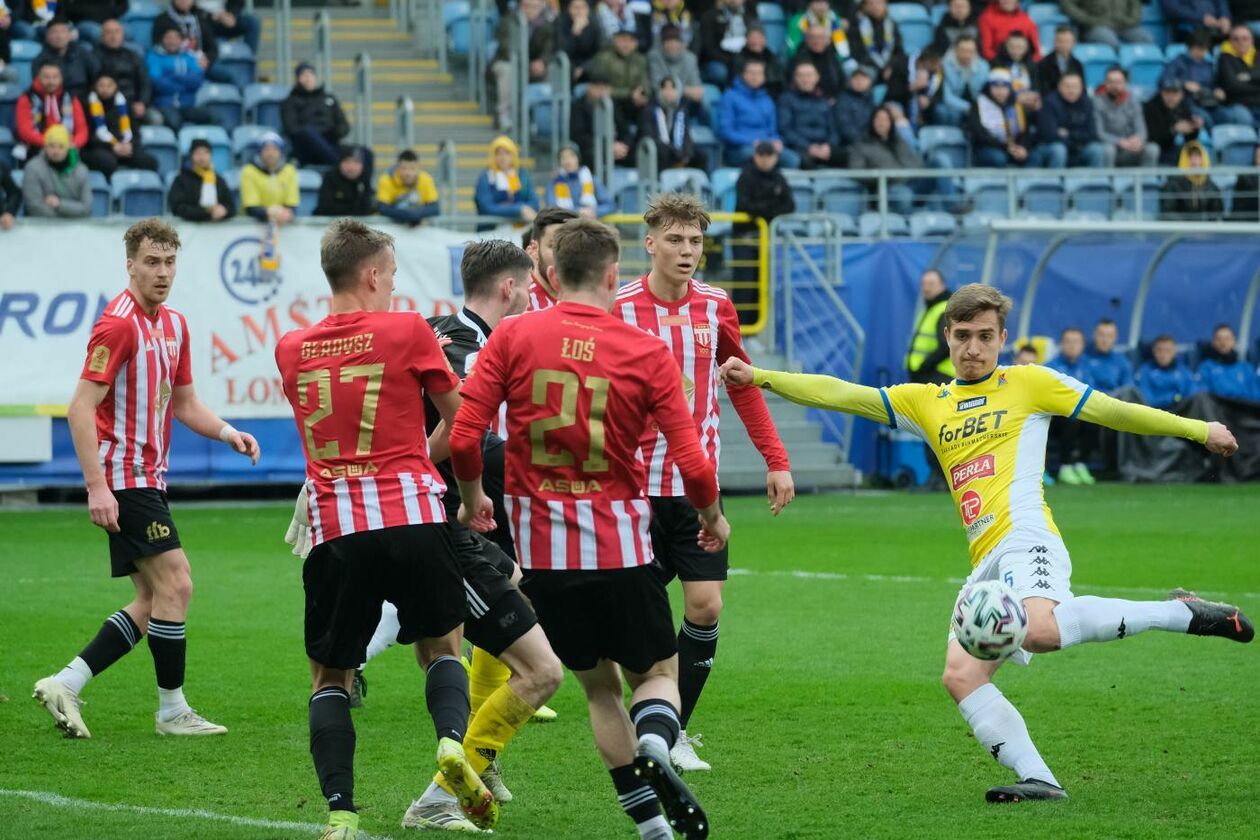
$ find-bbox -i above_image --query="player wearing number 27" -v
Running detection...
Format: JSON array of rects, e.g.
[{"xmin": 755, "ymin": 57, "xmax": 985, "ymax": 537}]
[{"xmin": 722, "ymin": 283, "xmax": 1253, "ymax": 805}]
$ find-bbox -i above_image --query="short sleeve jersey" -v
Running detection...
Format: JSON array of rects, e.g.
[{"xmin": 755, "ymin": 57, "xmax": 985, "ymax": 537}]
[
  {"xmin": 81, "ymin": 291, "xmax": 193, "ymax": 492},
  {"xmin": 275, "ymin": 310, "xmax": 461, "ymax": 547},
  {"xmin": 881, "ymin": 364, "xmax": 1093, "ymax": 566}
]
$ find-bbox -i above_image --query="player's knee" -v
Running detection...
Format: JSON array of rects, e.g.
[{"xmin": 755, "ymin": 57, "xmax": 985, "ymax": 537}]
[
  {"xmin": 941, "ymin": 661, "xmax": 983, "ymax": 701},
  {"xmin": 168, "ymin": 572, "xmax": 193, "ymax": 607},
  {"xmin": 685, "ymin": 594, "xmax": 723, "ymax": 626},
  {"xmin": 529, "ymin": 653, "xmax": 564, "ymax": 699}
]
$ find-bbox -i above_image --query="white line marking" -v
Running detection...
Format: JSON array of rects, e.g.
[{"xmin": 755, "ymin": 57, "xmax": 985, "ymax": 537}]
[
  {"xmin": 0, "ymin": 789, "xmax": 397, "ymax": 840},
  {"xmin": 727, "ymin": 568, "xmax": 1260, "ymax": 601}
]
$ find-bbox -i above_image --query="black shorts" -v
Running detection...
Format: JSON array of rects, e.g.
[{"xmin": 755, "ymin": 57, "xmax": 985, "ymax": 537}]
[
  {"xmin": 304, "ymin": 524, "xmax": 466, "ymax": 669},
  {"xmin": 456, "ymin": 529, "xmax": 536, "ymax": 657},
  {"xmin": 108, "ymin": 488, "xmax": 182, "ymax": 577},
  {"xmin": 520, "ymin": 566, "xmax": 676, "ymax": 673},
  {"xmin": 649, "ymin": 496, "xmax": 728, "ymax": 583}
]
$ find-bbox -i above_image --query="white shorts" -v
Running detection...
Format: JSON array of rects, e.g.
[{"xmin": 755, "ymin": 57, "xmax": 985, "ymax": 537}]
[{"xmin": 948, "ymin": 528, "xmax": 1074, "ymax": 666}]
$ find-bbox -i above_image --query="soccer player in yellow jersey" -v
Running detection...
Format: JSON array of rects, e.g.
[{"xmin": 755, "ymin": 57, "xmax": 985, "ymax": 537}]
[{"xmin": 720, "ymin": 284, "xmax": 1253, "ymax": 803}]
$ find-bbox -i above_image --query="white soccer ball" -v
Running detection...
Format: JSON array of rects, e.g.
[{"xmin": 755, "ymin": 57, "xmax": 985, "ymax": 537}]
[{"xmin": 952, "ymin": 580, "xmax": 1028, "ymax": 661}]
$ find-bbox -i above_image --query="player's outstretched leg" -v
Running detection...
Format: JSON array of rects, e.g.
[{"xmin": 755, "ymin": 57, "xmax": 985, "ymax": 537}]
[
  {"xmin": 1168, "ymin": 590, "xmax": 1254, "ymax": 642},
  {"xmin": 943, "ymin": 640, "xmax": 1067, "ymax": 804},
  {"xmin": 1049, "ymin": 592, "xmax": 1253, "ymax": 649},
  {"xmin": 673, "ymin": 581, "xmax": 721, "ymax": 773}
]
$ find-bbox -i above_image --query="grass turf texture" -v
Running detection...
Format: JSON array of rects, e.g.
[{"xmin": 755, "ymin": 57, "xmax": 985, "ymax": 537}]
[{"xmin": 2, "ymin": 485, "xmax": 1258, "ymax": 839}]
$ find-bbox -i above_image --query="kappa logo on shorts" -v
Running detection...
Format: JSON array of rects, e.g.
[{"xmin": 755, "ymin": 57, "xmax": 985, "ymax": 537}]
[
  {"xmin": 951, "ymin": 454, "xmax": 995, "ymax": 490},
  {"xmin": 146, "ymin": 521, "xmax": 172, "ymax": 542},
  {"xmin": 1029, "ymin": 545, "xmax": 1048, "ymax": 554},
  {"xmin": 1031, "ymin": 557, "xmax": 1051, "ymax": 566},
  {"xmin": 957, "ymin": 396, "xmax": 988, "ymax": 412},
  {"xmin": 1032, "ymin": 567, "xmax": 1050, "ymax": 577},
  {"xmin": 1033, "ymin": 580, "xmax": 1053, "ymax": 590}
]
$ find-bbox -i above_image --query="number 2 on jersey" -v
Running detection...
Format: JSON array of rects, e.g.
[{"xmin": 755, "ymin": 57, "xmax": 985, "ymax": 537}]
[
  {"xmin": 297, "ymin": 363, "xmax": 384, "ymax": 459},
  {"xmin": 530, "ymin": 369, "xmax": 610, "ymax": 472}
]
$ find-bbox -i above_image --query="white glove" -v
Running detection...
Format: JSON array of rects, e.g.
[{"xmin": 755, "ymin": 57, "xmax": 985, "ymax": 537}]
[{"xmin": 283, "ymin": 484, "xmax": 313, "ymax": 559}]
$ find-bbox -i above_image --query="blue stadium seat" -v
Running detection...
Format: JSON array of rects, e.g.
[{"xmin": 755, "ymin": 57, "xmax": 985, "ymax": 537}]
[
  {"xmin": 111, "ymin": 169, "xmax": 165, "ymax": 216},
  {"xmin": 89, "ymin": 170, "xmax": 111, "ymax": 217},
  {"xmin": 859, "ymin": 211, "xmax": 909, "ymax": 237},
  {"xmin": 960, "ymin": 210, "xmax": 1003, "ymax": 230},
  {"xmin": 446, "ymin": 1, "xmax": 498, "ymax": 58},
  {"xmin": 757, "ymin": 3, "xmax": 787, "ymax": 55},
  {"xmin": 702, "ymin": 84, "xmax": 723, "ymax": 132},
  {"xmin": 195, "ymin": 84, "xmax": 244, "ymax": 132},
  {"xmin": 965, "ymin": 177, "xmax": 1012, "ymax": 216},
  {"xmin": 909, "ymin": 210, "xmax": 957, "ymax": 237},
  {"xmin": 1119, "ymin": 43, "xmax": 1166, "ymax": 90},
  {"xmin": 244, "ymin": 83, "xmax": 287, "ymax": 132},
  {"xmin": 1028, "ymin": 3, "xmax": 1069, "ymax": 26},
  {"xmin": 122, "ymin": 0, "xmax": 160, "ymax": 47},
  {"xmin": 232, "ymin": 124, "xmax": 273, "ymax": 164},
  {"xmin": 140, "ymin": 125, "xmax": 180, "ymax": 176},
  {"xmin": 528, "ymin": 83, "xmax": 552, "ymax": 139},
  {"xmin": 1115, "ymin": 177, "xmax": 1161, "ymax": 219},
  {"xmin": 1212, "ymin": 124, "xmax": 1258, "ymax": 166},
  {"xmin": 0, "ymin": 126, "xmax": 12, "ymax": 169},
  {"xmin": 918, "ymin": 125, "xmax": 969, "ymax": 168},
  {"xmin": 1063, "ymin": 209, "xmax": 1107, "ymax": 222},
  {"xmin": 711, "ymin": 166, "xmax": 740, "ymax": 212},
  {"xmin": 297, "ymin": 168, "xmax": 322, "ymax": 216},
  {"xmin": 785, "ymin": 172, "xmax": 815, "ymax": 213},
  {"xmin": 688, "ymin": 125, "xmax": 718, "ymax": 172},
  {"xmin": 1212, "ymin": 174, "xmax": 1237, "ymax": 214},
  {"xmin": 890, "ymin": 4, "xmax": 932, "ymax": 53},
  {"xmin": 660, "ymin": 167, "xmax": 711, "ymax": 203},
  {"xmin": 610, "ymin": 167, "xmax": 638, "ymax": 193},
  {"xmin": 178, "ymin": 125, "xmax": 232, "ymax": 172},
  {"xmin": 1038, "ymin": 24, "xmax": 1061, "ymax": 54},
  {"xmin": 1018, "ymin": 177, "xmax": 1066, "ymax": 216},
  {"xmin": 931, "ymin": 5, "xmax": 948, "ymax": 26},
  {"xmin": 817, "ymin": 177, "xmax": 866, "ymax": 217},
  {"xmin": 217, "ymin": 41, "xmax": 257, "ymax": 91},
  {"xmin": 1066, "ymin": 175, "xmax": 1113, "ymax": 218},
  {"xmin": 615, "ymin": 183, "xmax": 641, "ymax": 213},
  {"xmin": 0, "ymin": 82, "xmax": 18, "ymax": 131},
  {"xmin": 163, "ymin": 170, "xmax": 178, "ymax": 193},
  {"xmin": 11, "ymin": 40, "xmax": 41, "ymax": 91},
  {"xmin": 1073, "ymin": 44, "xmax": 1119, "ymax": 89},
  {"xmin": 1139, "ymin": 3, "xmax": 1169, "ymax": 47},
  {"xmin": 1164, "ymin": 43, "xmax": 1188, "ymax": 61}
]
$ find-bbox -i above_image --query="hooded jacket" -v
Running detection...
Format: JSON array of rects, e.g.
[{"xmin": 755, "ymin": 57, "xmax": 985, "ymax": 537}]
[
  {"xmin": 1160, "ymin": 140, "xmax": 1224, "ymax": 220},
  {"xmin": 1092, "ymin": 82, "xmax": 1147, "ymax": 145},
  {"xmin": 1216, "ymin": 39, "xmax": 1260, "ymax": 108},
  {"xmin": 977, "ymin": 1, "xmax": 1041, "ymax": 61},
  {"xmin": 778, "ymin": 83, "xmax": 840, "ymax": 153},
  {"xmin": 281, "ymin": 83, "xmax": 350, "ymax": 141},
  {"xmin": 474, "ymin": 136, "xmax": 539, "ymax": 219},
  {"xmin": 846, "ymin": 110, "xmax": 924, "ymax": 169},
  {"xmin": 637, "ymin": 99, "xmax": 697, "ymax": 168},
  {"xmin": 168, "ymin": 156, "xmax": 236, "ymax": 221},
  {"xmin": 16, "ymin": 76, "xmax": 88, "ymax": 153},
  {"xmin": 240, "ymin": 139, "xmax": 299, "ymax": 219},
  {"xmin": 717, "ymin": 76, "xmax": 780, "ymax": 148},
  {"xmin": 22, "ymin": 146, "xmax": 92, "ymax": 218},
  {"xmin": 1037, "ymin": 89, "xmax": 1100, "ymax": 149},
  {"xmin": 146, "ymin": 43, "xmax": 205, "ymax": 108},
  {"xmin": 1197, "ymin": 346, "xmax": 1260, "ymax": 402}
]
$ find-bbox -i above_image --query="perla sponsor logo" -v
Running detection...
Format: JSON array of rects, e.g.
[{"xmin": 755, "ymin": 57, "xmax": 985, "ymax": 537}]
[{"xmin": 951, "ymin": 454, "xmax": 996, "ymax": 490}]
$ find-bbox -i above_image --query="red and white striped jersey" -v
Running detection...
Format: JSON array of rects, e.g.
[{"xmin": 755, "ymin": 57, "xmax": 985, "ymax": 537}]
[
  {"xmin": 80, "ymin": 291, "xmax": 192, "ymax": 492},
  {"xmin": 450, "ymin": 303, "xmax": 718, "ymax": 571},
  {"xmin": 275, "ymin": 310, "xmax": 462, "ymax": 548},
  {"xmin": 526, "ymin": 276, "xmax": 557, "ymax": 312},
  {"xmin": 615, "ymin": 276, "xmax": 791, "ymax": 497}
]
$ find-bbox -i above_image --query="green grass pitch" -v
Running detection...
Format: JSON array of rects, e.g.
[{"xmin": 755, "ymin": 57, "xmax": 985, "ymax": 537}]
[{"xmin": 2, "ymin": 484, "xmax": 1258, "ymax": 839}]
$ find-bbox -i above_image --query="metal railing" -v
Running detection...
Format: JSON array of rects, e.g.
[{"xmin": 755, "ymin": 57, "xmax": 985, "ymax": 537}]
[
  {"xmin": 513, "ymin": 5, "xmax": 529, "ymax": 153},
  {"xmin": 469, "ymin": 0, "xmax": 491, "ymax": 109},
  {"xmin": 396, "ymin": 96, "xmax": 415, "ymax": 156},
  {"xmin": 437, "ymin": 141, "xmax": 459, "ymax": 217},
  {"xmin": 313, "ymin": 11, "xmax": 332, "ymax": 93},
  {"xmin": 408, "ymin": 0, "xmax": 447, "ymax": 74},
  {"xmin": 591, "ymin": 95, "xmax": 615, "ymax": 189},
  {"xmin": 273, "ymin": 0, "xmax": 292, "ymax": 85},
  {"xmin": 548, "ymin": 52, "xmax": 572, "ymax": 151},
  {"xmin": 635, "ymin": 136, "xmax": 658, "ymax": 211},
  {"xmin": 354, "ymin": 53, "xmax": 373, "ymax": 148}
]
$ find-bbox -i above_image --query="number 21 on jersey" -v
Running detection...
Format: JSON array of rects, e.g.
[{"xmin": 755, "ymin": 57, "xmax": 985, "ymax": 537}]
[{"xmin": 530, "ymin": 369, "xmax": 609, "ymax": 472}]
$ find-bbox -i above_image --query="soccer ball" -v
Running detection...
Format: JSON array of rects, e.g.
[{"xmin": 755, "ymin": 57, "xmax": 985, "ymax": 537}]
[{"xmin": 952, "ymin": 580, "xmax": 1028, "ymax": 661}]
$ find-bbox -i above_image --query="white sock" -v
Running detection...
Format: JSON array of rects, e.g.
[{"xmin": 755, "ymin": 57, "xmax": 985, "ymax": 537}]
[
  {"xmin": 638, "ymin": 814, "xmax": 672, "ymax": 839},
  {"xmin": 55, "ymin": 657, "xmax": 93, "ymax": 695},
  {"xmin": 363, "ymin": 602, "xmax": 402, "ymax": 666},
  {"xmin": 638, "ymin": 733, "xmax": 669, "ymax": 762},
  {"xmin": 418, "ymin": 781, "xmax": 457, "ymax": 806},
  {"xmin": 958, "ymin": 684, "xmax": 1059, "ymax": 787},
  {"xmin": 157, "ymin": 687, "xmax": 191, "ymax": 722},
  {"xmin": 1054, "ymin": 596, "xmax": 1192, "ymax": 649}
]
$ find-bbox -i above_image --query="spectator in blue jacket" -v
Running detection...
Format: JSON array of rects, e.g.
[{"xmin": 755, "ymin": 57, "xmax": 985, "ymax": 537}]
[
  {"xmin": 836, "ymin": 64, "xmax": 877, "ymax": 146},
  {"xmin": 1137, "ymin": 335, "xmax": 1202, "ymax": 407},
  {"xmin": 1035, "ymin": 71, "xmax": 1106, "ymax": 167},
  {"xmin": 778, "ymin": 61, "xmax": 840, "ymax": 169},
  {"xmin": 547, "ymin": 144, "xmax": 615, "ymax": 218},
  {"xmin": 146, "ymin": 27, "xmax": 210, "ymax": 130},
  {"xmin": 1161, "ymin": 0, "xmax": 1232, "ymax": 43},
  {"xmin": 940, "ymin": 35, "xmax": 990, "ymax": 126},
  {"xmin": 1197, "ymin": 324, "xmax": 1260, "ymax": 401},
  {"xmin": 1086, "ymin": 318, "xmax": 1134, "ymax": 392},
  {"xmin": 718, "ymin": 58, "xmax": 801, "ymax": 168},
  {"xmin": 1163, "ymin": 28, "xmax": 1221, "ymax": 122},
  {"xmin": 1047, "ymin": 326, "xmax": 1098, "ymax": 484},
  {"xmin": 474, "ymin": 134, "xmax": 540, "ymax": 222}
]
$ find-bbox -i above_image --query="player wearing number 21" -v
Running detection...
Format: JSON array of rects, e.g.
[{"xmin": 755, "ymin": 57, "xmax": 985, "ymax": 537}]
[{"xmin": 451, "ymin": 218, "xmax": 726, "ymax": 840}]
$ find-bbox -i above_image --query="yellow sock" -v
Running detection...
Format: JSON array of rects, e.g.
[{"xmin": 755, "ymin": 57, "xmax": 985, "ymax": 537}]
[
  {"xmin": 464, "ymin": 682, "xmax": 537, "ymax": 776},
  {"xmin": 469, "ymin": 647, "xmax": 512, "ymax": 715}
]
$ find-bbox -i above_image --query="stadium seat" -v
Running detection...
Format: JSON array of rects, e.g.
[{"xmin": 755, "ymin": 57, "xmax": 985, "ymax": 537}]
[
  {"xmin": 1063, "ymin": 209, "xmax": 1107, "ymax": 222},
  {"xmin": 1065, "ymin": 175, "xmax": 1113, "ymax": 218},
  {"xmin": 960, "ymin": 210, "xmax": 1003, "ymax": 230},
  {"xmin": 112, "ymin": 169, "xmax": 166, "ymax": 217},
  {"xmin": 784, "ymin": 171, "xmax": 815, "ymax": 213},
  {"xmin": 702, "ymin": 84, "xmax": 722, "ymax": 132},
  {"xmin": 1119, "ymin": 43, "xmax": 1166, "ymax": 90},
  {"xmin": 10, "ymin": 40, "xmax": 40, "ymax": 91},
  {"xmin": 297, "ymin": 168, "xmax": 322, "ymax": 216},
  {"xmin": 1073, "ymin": 44, "xmax": 1119, "ymax": 89},
  {"xmin": 660, "ymin": 167, "xmax": 711, "ymax": 203},
  {"xmin": 222, "ymin": 167, "xmax": 243, "ymax": 208},
  {"xmin": 216, "ymin": 41, "xmax": 257, "ymax": 92},
  {"xmin": 178, "ymin": 125, "xmax": 232, "ymax": 172},
  {"xmin": 529, "ymin": 83, "xmax": 552, "ymax": 139},
  {"xmin": 689, "ymin": 125, "xmax": 718, "ymax": 172},
  {"xmin": 1212, "ymin": 174, "xmax": 1237, "ymax": 214},
  {"xmin": 817, "ymin": 177, "xmax": 866, "ymax": 218},
  {"xmin": 1115, "ymin": 177, "xmax": 1161, "ymax": 219},
  {"xmin": 931, "ymin": 5, "xmax": 948, "ymax": 26},
  {"xmin": 756, "ymin": 3, "xmax": 787, "ymax": 55},
  {"xmin": 195, "ymin": 84, "xmax": 244, "ymax": 132},
  {"xmin": 859, "ymin": 211, "xmax": 909, "ymax": 237},
  {"xmin": 244, "ymin": 83, "xmax": 288, "ymax": 132},
  {"xmin": 232, "ymin": 125, "xmax": 273, "ymax": 164},
  {"xmin": 163, "ymin": 170, "xmax": 178, "ymax": 193},
  {"xmin": 890, "ymin": 4, "xmax": 933, "ymax": 53},
  {"xmin": 1028, "ymin": 3, "xmax": 1069, "ymax": 26},
  {"xmin": 918, "ymin": 125, "xmax": 969, "ymax": 168},
  {"xmin": 0, "ymin": 126, "xmax": 12, "ymax": 169},
  {"xmin": 140, "ymin": 125, "xmax": 179, "ymax": 176},
  {"xmin": 615, "ymin": 182, "xmax": 642, "ymax": 213},
  {"xmin": 966, "ymin": 177, "xmax": 1013, "ymax": 216},
  {"xmin": 122, "ymin": 0, "xmax": 160, "ymax": 46},
  {"xmin": 89, "ymin": 170, "xmax": 111, "ymax": 217},
  {"xmin": 711, "ymin": 167, "xmax": 741, "ymax": 212},
  {"xmin": 1018, "ymin": 177, "xmax": 1066, "ymax": 216},
  {"xmin": 1212, "ymin": 124, "xmax": 1258, "ymax": 166},
  {"xmin": 610, "ymin": 167, "xmax": 638, "ymax": 193},
  {"xmin": 1164, "ymin": 43, "xmax": 1188, "ymax": 61},
  {"xmin": 908, "ymin": 210, "xmax": 957, "ymax": 237},
  {"xmin": 0, "ymin": 83, "xmax": 18, "ymax": 132},
  {"xmin": 1139, "ymin": 3, "xmax": 1169, "ymax": 47}
]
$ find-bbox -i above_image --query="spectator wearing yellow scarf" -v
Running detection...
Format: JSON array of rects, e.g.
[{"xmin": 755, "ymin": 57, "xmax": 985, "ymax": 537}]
[{"xmin": 474, "ymin": 135, "xmax": 540, "ymax": 223}]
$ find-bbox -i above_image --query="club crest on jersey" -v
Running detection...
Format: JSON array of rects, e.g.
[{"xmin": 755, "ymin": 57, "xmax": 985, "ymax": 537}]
[
  {"xmin": 957, "ymin": 396, "xmax": 987, "ymax": 412},
  {"xmin": 88, "ymin": 345, "xmax": 111, "ymax": 374},
  {"xmin": 165, "ymin": 337, "xmax": 179, "ymax": 359},
  {"xmin": 951, "ymin": 454, "xmax": 995, "ymax": 490},
  {"xmin": 693, "ymin": 323, "xmax": 712, "ymax": 355}
]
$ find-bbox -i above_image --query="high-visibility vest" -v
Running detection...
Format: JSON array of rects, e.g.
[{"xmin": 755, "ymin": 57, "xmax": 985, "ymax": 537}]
[{"xmin": 905, "ymin": 299, "xmax": 955, "ymax": 378}]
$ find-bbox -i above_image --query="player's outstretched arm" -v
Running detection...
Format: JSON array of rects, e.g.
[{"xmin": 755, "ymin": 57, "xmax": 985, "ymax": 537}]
[
  {"xmin": 67, "ymin": 378, "xmax": 120, "ymax": 533},
  {"xmin": 172, "ymin": 385, "xmax": 260, "ymax": 464},
  {"xmin": 1077, "ymin": 391, "xmax": 1238, "ymax": 456},
  {"xmin": 719, "ymin": 358, "xmax": 892, "ymax": 424}
]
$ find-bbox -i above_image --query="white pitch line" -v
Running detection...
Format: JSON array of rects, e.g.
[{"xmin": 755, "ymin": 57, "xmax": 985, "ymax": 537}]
[
  {"xmin": 727, "ymin": 567, "xmax": 1260, "ymax": 601},
  {"xmin": 0, "ymin": 789, "xmax": 398, "ymax": 840}
]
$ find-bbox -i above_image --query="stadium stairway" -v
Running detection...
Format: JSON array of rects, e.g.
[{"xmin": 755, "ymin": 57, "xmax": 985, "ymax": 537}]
[
  {"xmin": 260, "ymin": 7, "xmax": 529, "ymax": 214},
  {"xmin": 717, "ymin": 351, "xmax": 859, "ymax": 492}
]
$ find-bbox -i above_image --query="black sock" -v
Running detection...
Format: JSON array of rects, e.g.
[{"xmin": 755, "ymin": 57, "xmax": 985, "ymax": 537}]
[
  {"xmin": 79, "ymin": 610, "xmax": 143, "ymax": 675},
  {"xmin": 310, "ymin": 686, "xmax": 356, "ymax": 814},
  {"xmin": 610, "ymin": 763, "xmax": 662, "ymax": 827},
  {"xmin": 425, "ymin": 655, "xmax": 470, "ymax": 742},
  {"xmin": 146, "ymin": 617, "xmax": 186, "ymax": 690},
  {"xmin": 676, "ymin": 619, "xmax": 718, "ymax": 728},
  {"xmin": 630, "ymin": 698, "xmax": 681, "ymax": 750}
]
